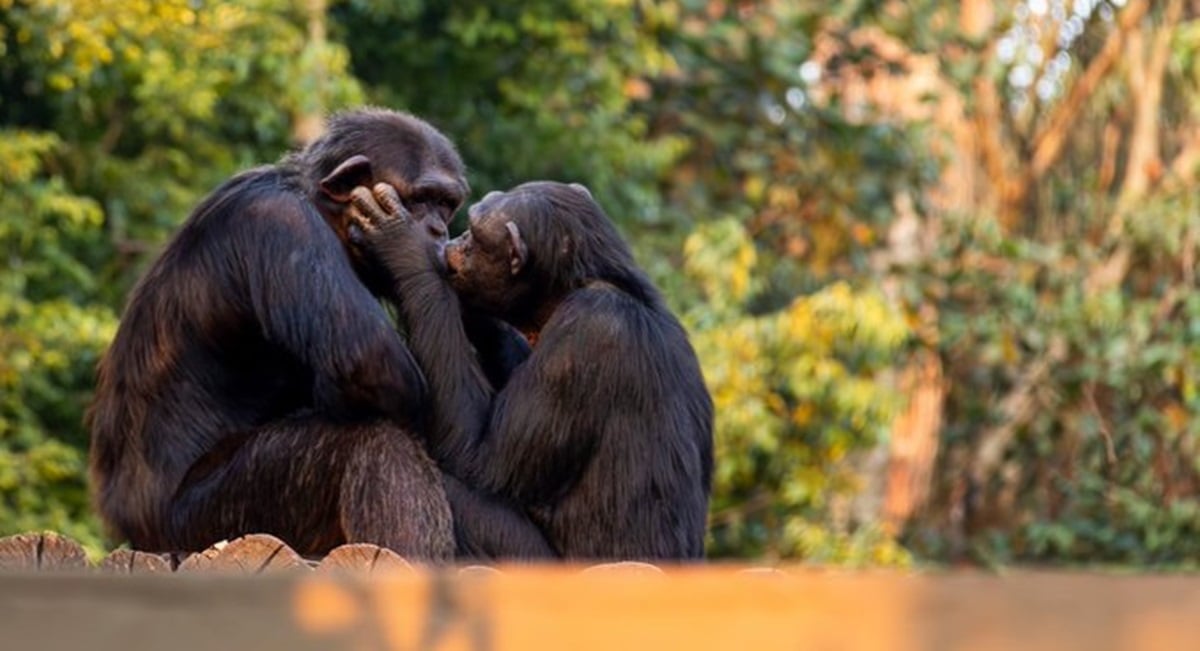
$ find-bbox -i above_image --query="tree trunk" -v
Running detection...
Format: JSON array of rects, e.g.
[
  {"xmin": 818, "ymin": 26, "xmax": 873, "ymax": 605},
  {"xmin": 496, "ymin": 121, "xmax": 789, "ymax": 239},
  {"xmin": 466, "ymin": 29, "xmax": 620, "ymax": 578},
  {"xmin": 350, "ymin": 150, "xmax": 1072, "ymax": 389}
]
[
  {"xmin": 293, "ymin": 0, "xmax": 328, "ymax": 146},
  {"xmin": 882, "ymin": 349, "xmax": 944, "ymax": 534}
]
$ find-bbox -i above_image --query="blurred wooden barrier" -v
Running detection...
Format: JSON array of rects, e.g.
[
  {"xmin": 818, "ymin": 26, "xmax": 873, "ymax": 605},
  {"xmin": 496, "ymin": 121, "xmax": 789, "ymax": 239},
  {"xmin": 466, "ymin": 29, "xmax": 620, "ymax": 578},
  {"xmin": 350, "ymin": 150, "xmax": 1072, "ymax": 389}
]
[{"xmin": 2, "ymin": 533, "xmax": 1200, "ymax": 650}]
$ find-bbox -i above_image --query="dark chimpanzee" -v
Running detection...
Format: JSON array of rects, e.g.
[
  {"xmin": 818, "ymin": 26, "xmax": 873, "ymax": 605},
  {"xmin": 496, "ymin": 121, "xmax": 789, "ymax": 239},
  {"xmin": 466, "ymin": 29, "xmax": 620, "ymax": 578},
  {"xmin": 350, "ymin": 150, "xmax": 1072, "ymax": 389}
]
[
  {"xmin": 347, "ymin": 180, "xmax": 714, "ymax": 560},
  {"xmin": 87, "ymin": 108, "xmax": 541, "ymax": 560}
]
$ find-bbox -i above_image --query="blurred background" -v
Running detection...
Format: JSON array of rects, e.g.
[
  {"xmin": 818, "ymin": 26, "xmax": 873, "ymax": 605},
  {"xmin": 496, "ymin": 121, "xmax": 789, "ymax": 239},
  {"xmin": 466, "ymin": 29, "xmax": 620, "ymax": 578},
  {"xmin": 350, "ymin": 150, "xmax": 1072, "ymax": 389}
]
[{"xmin": 1, "ymin": 0, "xmax": 1197, "ymax": 568}]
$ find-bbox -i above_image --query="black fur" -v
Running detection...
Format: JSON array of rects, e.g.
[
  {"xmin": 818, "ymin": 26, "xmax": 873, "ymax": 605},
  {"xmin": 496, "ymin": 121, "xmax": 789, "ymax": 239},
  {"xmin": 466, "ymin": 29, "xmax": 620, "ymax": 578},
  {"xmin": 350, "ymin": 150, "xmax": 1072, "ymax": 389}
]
[
  {"xmin": 86, "ymin": 108, "xmax": 535, "ymax": 559},
  {"xmin": 363, "ymin": 181, "xmax": 714, "ymax": 560}
]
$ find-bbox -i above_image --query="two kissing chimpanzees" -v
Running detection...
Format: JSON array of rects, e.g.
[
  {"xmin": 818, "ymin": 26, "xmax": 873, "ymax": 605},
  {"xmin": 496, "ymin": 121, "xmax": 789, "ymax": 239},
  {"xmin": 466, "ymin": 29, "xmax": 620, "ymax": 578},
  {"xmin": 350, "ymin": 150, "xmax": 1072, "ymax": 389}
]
[{"xmin": 87, "ymin": 107, "xmax": 713, "ymax": 562}]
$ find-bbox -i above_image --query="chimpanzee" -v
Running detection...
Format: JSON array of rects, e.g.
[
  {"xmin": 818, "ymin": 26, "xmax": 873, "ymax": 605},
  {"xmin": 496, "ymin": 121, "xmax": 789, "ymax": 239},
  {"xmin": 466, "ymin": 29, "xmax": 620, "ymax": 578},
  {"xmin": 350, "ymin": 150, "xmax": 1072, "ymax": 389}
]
[
  {"xmin": 347, "ymin": 180, "xmax": 714, "ymax": 560},
  {"xmin": 86, "ymin": 108, "xmax": 544, "ymax": 560}
]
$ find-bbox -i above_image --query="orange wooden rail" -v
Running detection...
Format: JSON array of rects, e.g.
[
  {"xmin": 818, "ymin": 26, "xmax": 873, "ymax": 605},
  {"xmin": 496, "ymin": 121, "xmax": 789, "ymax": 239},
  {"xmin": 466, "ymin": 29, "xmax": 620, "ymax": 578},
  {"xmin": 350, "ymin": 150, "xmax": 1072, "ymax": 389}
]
[
  {"xmin": 2, "ymin": 533, "xmax": 1200, "ymax": 650},
  {"xmin": 2, "ymin": 567, "xmax": 1200, "ymax": 650}
]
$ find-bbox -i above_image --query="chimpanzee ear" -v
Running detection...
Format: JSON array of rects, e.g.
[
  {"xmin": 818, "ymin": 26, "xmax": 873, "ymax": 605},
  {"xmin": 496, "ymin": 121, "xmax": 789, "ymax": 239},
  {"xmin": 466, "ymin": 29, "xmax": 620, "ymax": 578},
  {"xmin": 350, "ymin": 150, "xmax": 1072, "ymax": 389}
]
[
  {"xmin": 569, "ymin": 182, "xmax": 592, "ymax": 199},
  {"xmin": 319, "ymin": 155, "xmax": 374, "ymax": 203},
  {"xmin": 505, "ymin": 221, "xmax": 528, "ymax": 276}
]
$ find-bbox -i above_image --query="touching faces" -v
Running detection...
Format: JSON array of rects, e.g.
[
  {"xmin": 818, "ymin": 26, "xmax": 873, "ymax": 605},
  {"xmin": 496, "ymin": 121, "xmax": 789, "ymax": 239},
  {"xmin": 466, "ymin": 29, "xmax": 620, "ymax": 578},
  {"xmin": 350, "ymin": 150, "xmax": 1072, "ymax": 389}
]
[{"xmin": 444, "ymin": 190, "xmax": 529, "ymax": 316}]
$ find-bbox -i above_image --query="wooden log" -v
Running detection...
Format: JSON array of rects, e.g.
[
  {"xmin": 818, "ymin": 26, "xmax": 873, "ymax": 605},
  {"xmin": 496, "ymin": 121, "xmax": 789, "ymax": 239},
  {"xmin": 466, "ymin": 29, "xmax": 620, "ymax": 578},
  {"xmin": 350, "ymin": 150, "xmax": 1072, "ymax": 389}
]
[
  {"xmin": 99, "ymin": 549, "xmax": 173, "ymax": 574},
  {"xmin": 0, "ymin": 532, "xmax": 89, "ymax": 572},
  {"xmin": 0, "ymin": 533, "xmax": 39, "ymax": 570},
  {"xmin": 167, "ymin": 552, "xmax": 194, "ymax": 570},
  {"xmin": 176, "ymin": 534, "xmax": 307, "ymax": 574},
  {"xmin": 459, "ymin": 564, "xmax": 503, "ymax": 578},
  {"xmin": 40, "ymin": 533, "xmax": 88, "ymax": 570},
  {"xmin": 318, "ymin": 543, "xmax": 413, "ymax": 575},
  {"xmin": 175, "ymin": 539, "xmax": 227, "ymax": 573},
  {"xmin": 580, "ymin": 561, "xmax": 664, "ymax": 576},
  {"xmin": 738, "ymin": 567, "xmax": 787, "ymax": 578}
]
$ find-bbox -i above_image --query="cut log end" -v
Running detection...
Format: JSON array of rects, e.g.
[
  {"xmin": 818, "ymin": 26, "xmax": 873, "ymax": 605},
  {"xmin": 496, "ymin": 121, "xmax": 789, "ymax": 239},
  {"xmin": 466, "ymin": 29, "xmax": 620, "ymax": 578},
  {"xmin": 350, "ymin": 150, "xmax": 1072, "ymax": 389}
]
[
  {"xmin": 99, "ymin": 549, "xmax": 173, "ymax": 574},
  {"xmin": 318, "ymin": 543, "xmax": 414, "ymax": 575},
  {"xmin": 0, "ymin": 532, "xmax": 90, "ymax": 572},
  {"xmin": 178, "ymin": 534, "xmax": 307, "ymax": 574}
]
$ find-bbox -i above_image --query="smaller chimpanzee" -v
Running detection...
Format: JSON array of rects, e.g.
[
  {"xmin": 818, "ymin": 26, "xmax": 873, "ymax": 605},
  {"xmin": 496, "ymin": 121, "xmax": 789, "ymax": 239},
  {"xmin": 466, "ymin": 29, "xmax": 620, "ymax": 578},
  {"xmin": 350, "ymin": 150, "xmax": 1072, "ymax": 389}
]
[{"xmin": 347, "ymin": 180, "xmax": 714, "ymax": 560}]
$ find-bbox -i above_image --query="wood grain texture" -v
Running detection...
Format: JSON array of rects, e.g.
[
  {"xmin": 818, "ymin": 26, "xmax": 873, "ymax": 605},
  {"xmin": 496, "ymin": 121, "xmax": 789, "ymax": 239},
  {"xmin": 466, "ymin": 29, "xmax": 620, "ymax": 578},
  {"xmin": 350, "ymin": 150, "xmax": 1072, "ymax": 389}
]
[
  {"xmin": 318, "ymin": 543, "xmax": 414, "ymax": 575},
  {"xmin": 0, "ymin": 532, "xmax": 89, "ymax": 571},
  {"xmin": 178, "ymin": 534, "xmax": 308, "ymax": 574},
  {"xmin": 99, "ymin": 549, "xmax": 173, "ymax": 574}
]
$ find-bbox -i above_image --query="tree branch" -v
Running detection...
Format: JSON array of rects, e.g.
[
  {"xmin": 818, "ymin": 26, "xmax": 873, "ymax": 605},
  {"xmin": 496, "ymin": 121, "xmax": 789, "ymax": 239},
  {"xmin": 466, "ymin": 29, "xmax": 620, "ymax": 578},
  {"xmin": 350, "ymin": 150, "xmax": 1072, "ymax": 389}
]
[
  {"xmin": 1030, "ymin": 0, "xmax": 1150, "ymax": 178},
  {"xmin": 969, "ymin": 336, "xmax": 1068, "ymax": 487},
  {"xmin": 1117, "ymin": 0, "xmax": 1183, "ymax": 207}
]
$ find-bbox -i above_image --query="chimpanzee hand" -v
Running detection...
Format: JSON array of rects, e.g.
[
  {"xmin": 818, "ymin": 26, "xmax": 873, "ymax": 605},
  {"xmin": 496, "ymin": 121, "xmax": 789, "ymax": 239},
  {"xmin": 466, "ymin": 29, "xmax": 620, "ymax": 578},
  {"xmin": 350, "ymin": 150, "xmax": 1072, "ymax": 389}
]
[
  {"xmin": 348, "ymin": 183, "xmax": 442, "ymax": 279},
  {"xmin": 347, "ymin": 182, "xmax": 411, "ymax": 237}
]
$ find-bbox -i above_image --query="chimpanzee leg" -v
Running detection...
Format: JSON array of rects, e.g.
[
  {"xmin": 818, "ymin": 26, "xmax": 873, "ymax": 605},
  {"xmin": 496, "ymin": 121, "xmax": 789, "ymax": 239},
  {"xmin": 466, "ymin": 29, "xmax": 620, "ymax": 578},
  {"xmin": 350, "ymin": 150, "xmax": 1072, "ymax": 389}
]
[
  {"xmin": 441, "ymin": 474, "xmax": 558, "ymax": 560},
  {"xmin": 166, "ymin": 415, "xmax": 453, "ymax": 560}
]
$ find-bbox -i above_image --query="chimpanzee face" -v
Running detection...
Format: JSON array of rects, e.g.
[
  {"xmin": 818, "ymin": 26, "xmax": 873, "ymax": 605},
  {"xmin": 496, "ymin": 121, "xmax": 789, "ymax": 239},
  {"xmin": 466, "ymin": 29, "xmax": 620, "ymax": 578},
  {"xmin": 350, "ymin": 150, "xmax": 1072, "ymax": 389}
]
[
  {"xmin": 321, "ymin": 164, "xmax": 464, "ymax": 245},
  {"xmin": 375, "ymin": 164, "xmax": 464, "ymax": 245},
  {"xmin": 444, "ymin": 190, "xmax": 528, "ymax": 314},
  {"xmin": 316, "ymin": 115, "xmax": 468, "ymax": 250}
]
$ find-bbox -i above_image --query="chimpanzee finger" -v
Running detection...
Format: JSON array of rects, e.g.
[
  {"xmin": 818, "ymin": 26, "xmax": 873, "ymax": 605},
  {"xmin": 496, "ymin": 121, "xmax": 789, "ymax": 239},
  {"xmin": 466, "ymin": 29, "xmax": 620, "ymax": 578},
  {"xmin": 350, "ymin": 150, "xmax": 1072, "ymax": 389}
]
[
  {"xmin": 345, "ymin": 205, "xmax": 369, "ymax": 244},
  {"xmin": 372, "ymin": 183, "xmax": 408, "ymax": 219},
  {"xmin": 349, "ymin": 186, "xmax": 392, "ymax": 226}
]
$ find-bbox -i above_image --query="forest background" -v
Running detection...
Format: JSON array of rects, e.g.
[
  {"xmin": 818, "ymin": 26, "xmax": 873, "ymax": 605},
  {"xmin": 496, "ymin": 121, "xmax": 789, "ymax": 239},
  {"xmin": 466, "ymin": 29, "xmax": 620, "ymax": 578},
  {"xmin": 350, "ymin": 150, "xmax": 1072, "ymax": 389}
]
[{"xmin": 2, "ymin": 0, "xmax": 1198, "ymax": 567}]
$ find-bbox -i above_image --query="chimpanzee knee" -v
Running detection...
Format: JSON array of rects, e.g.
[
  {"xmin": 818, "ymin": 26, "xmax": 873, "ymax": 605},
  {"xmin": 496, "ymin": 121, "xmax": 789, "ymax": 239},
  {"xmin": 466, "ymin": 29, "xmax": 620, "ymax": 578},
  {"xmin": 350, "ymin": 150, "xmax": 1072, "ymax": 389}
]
[
  {"xmin": 165, "ymin": 419, "xmax": 453, "ymax": 560},
  {"xmin": 338, "ymin": 422, "xmax": 454, "ymax": 561}
]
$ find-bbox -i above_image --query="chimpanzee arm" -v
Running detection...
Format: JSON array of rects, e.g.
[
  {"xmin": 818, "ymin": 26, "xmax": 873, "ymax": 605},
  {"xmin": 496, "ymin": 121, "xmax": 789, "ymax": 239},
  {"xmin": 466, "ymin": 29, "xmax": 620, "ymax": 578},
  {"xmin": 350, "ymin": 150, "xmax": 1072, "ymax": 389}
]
[
  {"xmin": 237, "ymin": 193, "xmax": 427, "ymax": 427},
  {"xmin": 370, "ymin": 220, "xmax": 623, "ymax": 503},
  {"xmin": 359, "ymin": 214, "xmax": 558, "ymax": 557},
  {"xmin": 353, "ymin": 191, "xmax": 613, "ymax": 482},
  {"xmin": 463, "ymin": 311, "xmax": 531, "ymax": 390},
  {"xmin": 472, "ymin": 291, "xmax": 636, "ymax": 501},
  {"xmin": 378, "ymin": 253, "xmax": 494, "ymax": 472}
]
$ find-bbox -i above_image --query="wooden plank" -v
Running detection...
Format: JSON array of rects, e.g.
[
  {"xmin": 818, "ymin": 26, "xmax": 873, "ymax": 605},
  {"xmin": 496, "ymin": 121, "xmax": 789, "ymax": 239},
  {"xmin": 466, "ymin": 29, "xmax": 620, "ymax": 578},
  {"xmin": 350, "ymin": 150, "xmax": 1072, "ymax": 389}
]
[
  {"xmin": 1, "ymin": 568, "xmax": 1199, "ymax": 650},
  {"xmin": 297, "ymin": 568, "xmax": 1200, "ymax": 651},
  {"xmin": 0, "ymin": 532, "xmax": 89, "ymax": 572},
  {"xmin": 0, "ymin": 574, "xmax": 333, "ymax": 651}
]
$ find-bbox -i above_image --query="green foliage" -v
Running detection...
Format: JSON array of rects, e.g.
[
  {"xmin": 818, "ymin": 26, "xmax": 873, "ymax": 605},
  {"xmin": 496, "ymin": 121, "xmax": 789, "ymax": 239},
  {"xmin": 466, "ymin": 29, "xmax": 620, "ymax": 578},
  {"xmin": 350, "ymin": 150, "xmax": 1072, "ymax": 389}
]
[
  {"xmin": 336, "ymin": 0, "xmax": 929, "ymax": 563},
  {"xmin": 1, "ymin": 0, "xmax": 363, "ymax": 294},
  {"xmin": 0, "ymin": 0, "xmax": 363, "ymax": 553},
  {"xmin": 644, "ymin": 1, "xmax": 939, "ymax": 285},
  {"xmin": 11, "ymin": 0, "xmax": 1194, "ymax": 569},
  {"xmin": 0, "ymin": 130, "xmax": 115, "ymax": 551},
  {"xmin": 0, "ymin": 0, "xmax": 928, "ymax": 563},
  {"xmin": 684, "ymin": 220, "xmax": 911, "ymax": 564},
  {"xmin": 902, "ymin": 198, "xmax": 1200, "ymax": 566},
  {"xmin": 334, "ymin": 0, "xmax": 686, "ymax": 230}
]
